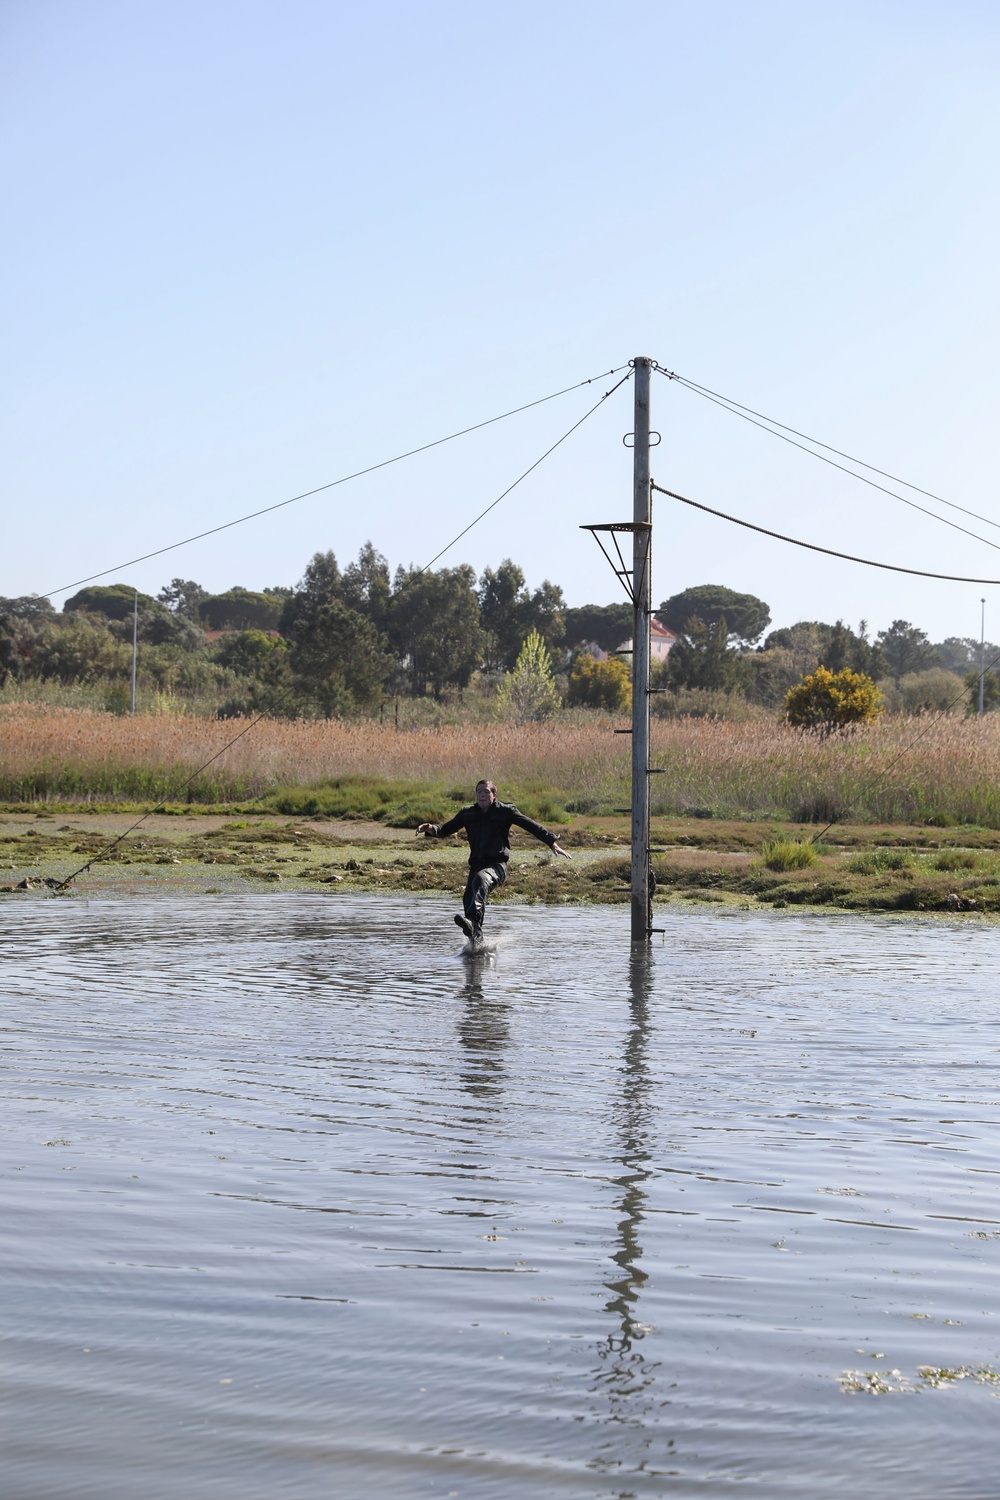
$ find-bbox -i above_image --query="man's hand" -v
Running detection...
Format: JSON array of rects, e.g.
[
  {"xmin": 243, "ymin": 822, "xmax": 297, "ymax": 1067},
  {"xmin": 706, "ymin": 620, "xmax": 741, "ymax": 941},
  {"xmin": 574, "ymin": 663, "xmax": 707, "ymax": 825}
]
[
  {"xmin": 552, "ymin": 842, "xmax": 572, "ymax": 859},
  {"xmin": 416, "ymin": 822, "xmax": 436, "ymax": 836}
]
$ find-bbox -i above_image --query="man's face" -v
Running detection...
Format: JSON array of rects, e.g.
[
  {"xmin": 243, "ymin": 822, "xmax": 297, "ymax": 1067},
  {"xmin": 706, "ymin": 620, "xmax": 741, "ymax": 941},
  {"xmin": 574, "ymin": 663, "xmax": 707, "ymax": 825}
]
[{"xmin": 475, "ymin": 783, "xmax": 495, "ymax": 810}]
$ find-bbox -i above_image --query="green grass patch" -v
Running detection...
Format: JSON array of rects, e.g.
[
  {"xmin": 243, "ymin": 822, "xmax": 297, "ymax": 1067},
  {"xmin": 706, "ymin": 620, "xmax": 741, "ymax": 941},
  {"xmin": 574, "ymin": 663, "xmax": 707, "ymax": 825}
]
[
  {"xmin": 759, "ymin": 838, "xmax": 820, "ymax": 872},
  {"xmin": 929, "ymin": 848, "xmax": 982, "ymax": 871},
  {"xmin": 845, "ymin": 848, "xmax": 912, "ymax": 874},
  {"xmin": 266, "ymin": 776, "xmax": 570, "ymax": 827},
  {"xmin": 0, "ymin": 765, "xmax": 261, "ymax": 804},
  {"xmin": 268, "ymin": 776, "xmax": 458, "ymax": 825}
]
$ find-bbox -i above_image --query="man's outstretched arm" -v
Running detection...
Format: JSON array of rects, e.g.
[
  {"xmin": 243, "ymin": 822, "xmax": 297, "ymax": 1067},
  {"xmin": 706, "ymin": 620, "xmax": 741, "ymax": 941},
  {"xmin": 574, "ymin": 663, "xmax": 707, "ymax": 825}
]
[
  {"xmin": 508, "ymin": 807, "xmax": 572, "ymax": 859},
  {"xmin": 417, "ymin": 809, "xmax": 467, "ymax": 839}
]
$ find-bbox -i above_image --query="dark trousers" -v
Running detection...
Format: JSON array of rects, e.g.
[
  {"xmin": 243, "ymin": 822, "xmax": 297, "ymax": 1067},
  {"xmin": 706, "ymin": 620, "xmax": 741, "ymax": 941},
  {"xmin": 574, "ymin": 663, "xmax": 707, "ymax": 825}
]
[{"xmin": 463, "ymin": 862, "xmax": 507, "ymax": 934}]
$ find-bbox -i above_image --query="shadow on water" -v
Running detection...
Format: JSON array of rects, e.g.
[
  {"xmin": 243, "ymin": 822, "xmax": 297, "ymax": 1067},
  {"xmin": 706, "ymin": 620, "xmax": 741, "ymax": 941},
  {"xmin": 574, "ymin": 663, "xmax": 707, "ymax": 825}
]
[
  {"xmin": 455, "ymin": 950, "xmax": 509, "ymax": 1105},
  {"xmin": 589, "ymin": 946, "xmax": 667, "ymax": 1482}
]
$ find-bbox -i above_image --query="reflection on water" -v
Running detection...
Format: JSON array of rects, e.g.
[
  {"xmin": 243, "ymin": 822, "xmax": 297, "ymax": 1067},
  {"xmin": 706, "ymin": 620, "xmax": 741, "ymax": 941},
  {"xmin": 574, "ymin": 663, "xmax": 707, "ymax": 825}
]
[
  {"xmin": 457, "ymin": 951, "xmax": 509, "ymax": 1104},
  {"xmin": 590, "ymin": 950, "xmax": 662, "ymax": 1482},
  {"xmin": 3, "ymin": 894, "xmax": 1000, "ymax": 1499}
]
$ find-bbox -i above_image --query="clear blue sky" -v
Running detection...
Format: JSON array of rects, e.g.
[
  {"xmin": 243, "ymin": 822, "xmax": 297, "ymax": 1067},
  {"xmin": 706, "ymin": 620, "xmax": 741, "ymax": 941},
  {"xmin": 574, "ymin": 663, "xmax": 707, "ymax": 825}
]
[{"xmin": 3, "ymin": 0, "xmax": 999, "ymax": 642}]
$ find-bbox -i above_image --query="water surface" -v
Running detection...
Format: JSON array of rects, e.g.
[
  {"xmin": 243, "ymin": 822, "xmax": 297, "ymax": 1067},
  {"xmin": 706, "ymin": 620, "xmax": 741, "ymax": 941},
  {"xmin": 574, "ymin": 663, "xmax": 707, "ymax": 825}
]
[{"xmin": 3, "ymin": 895, "xmax": 1000, "ymax": 1497}]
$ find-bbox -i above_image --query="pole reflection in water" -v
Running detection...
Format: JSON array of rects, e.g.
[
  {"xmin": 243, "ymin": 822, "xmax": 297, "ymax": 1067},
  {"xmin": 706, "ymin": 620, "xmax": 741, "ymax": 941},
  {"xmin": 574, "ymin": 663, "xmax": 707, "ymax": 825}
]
[
  {"xmin": 589, "ymin": 947, "xmax": 665, "ymax": 1481},
  {"xmin": 456, "ymin": 950, "xmax": 509, "ymax": 1105}
]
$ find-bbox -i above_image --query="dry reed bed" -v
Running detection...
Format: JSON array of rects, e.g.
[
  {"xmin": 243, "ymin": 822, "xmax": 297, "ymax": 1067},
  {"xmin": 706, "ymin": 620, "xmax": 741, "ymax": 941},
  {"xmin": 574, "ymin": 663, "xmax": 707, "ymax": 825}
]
[{"xmin": 1, "ymin": 705, "xmax": 999, "ymax": 823}]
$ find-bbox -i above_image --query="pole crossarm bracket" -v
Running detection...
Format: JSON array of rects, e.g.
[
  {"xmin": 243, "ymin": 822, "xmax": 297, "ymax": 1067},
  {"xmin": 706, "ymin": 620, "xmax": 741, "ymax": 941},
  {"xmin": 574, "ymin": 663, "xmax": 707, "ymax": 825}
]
[{"xmin": 581, "ymin": 521, "xmax": 652, "ymax": 604}]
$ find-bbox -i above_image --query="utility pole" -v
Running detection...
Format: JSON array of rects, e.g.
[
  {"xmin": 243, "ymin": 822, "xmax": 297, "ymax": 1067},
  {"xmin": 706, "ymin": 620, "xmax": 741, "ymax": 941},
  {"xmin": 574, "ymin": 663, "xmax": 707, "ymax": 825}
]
[
  {"xmin": 630, "ymin": 358, "xmax": 652, "ymax": 941},
  {"xmin": 579, "ymin": 356, "xmax": 655, "ymax": 943},
  {"xmin": 130, "ymin": 589, "xmax": 138, "ymax": 716},
  {"xmin": 980, "ymin": 597, "xmax": 986, "ymax": 719}
]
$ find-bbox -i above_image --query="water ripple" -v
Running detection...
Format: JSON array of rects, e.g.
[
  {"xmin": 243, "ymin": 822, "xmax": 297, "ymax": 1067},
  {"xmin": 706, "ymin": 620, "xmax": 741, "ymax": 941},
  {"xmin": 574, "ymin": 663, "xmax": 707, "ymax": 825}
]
[{"xmin": 2, "ymin": 895, "xmax": 1000, "ymax": 1497}]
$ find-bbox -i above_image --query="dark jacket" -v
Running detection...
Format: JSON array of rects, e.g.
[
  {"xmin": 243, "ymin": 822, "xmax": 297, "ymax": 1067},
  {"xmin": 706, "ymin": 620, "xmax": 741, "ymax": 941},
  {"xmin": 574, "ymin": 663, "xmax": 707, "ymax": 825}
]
[{"xmin": 428, "ymin": 800, "xmax": 557, "ymax": 871}]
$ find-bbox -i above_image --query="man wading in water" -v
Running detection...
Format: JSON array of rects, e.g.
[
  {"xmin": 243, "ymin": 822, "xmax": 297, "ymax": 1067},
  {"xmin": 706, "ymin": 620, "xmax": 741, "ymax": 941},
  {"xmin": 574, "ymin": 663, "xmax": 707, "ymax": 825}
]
[{"xmin": 418, "ymin": 780, "xmax": 571, "ymax": 942}]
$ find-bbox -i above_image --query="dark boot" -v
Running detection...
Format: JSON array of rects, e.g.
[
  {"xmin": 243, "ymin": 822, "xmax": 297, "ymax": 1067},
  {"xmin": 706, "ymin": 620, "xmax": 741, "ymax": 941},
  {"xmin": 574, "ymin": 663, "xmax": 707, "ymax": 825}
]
[{"xmin": 454, "ymin": 913, "xmax": 474, "ymax": 940}]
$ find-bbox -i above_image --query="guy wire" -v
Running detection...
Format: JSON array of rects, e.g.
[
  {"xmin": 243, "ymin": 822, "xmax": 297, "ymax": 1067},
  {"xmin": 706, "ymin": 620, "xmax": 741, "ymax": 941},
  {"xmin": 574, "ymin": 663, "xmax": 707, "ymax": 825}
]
[
  {"xmin": 53, "ymin": 707, "xmax": 288, "ymax": 890},
  {"xmin": 43, "ymin": 363, "xmax": 631, "ymax": 600},
  {"xmin": 419, "ymin": 369, "xmax": 632, "ymax": 572},
  {"xmin": 53, "ymin": 372, "xmax": 633, "ymax": 889}
]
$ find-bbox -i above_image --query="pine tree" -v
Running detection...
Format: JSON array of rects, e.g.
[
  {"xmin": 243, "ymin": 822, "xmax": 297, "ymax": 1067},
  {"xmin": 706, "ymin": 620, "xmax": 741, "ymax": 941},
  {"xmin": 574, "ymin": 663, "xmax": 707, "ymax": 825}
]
[{"xmin": 494, "ymin": 630, "xmax": 561, "ymax": 722}]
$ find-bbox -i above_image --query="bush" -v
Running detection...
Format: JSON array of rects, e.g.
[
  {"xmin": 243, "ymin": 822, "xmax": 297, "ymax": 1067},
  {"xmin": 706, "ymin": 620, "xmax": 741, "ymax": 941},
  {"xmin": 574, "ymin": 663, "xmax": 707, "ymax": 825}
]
[
  {"xmin": 795, "ymin": 793, "xmax": 844, "ymax": 823},
  {"xmin": 567, "ymin": 653, "xmax": 631, "ymax": 712},
  {"xmin": 930, "ymin": 849, "xmax": 980, "ymax": 871},
  {"xmin": 785, "ymin": 666, "xmax": 883, "ymax": 732},
  {"xmin": 964, "ymin": 671, "xmax": 1000, "ymax": 716},
  {"xmin": 897, "ymin": 668, "xmax": 966, "ymax": 714},
  {"xmin": 846, "ymin": 849, "xmax": 911, "ymax": 874},
  {"xmin": 759, "ymin": 838, "xmax": 819, "ymax": 871},
  {"xmin": 268, "ymin": 775, "xmax": 462, "ymax": 825},
  {"xmin": 29, "ymin": 618, "xmax": 130, "ymax": 684},
  {"xmin": 212, "ymin": 629, "xmax": 285, "ymax": 677},
  {"xmin": 650, "ymin": 686, "xmax": 768, "ymax": 720}
]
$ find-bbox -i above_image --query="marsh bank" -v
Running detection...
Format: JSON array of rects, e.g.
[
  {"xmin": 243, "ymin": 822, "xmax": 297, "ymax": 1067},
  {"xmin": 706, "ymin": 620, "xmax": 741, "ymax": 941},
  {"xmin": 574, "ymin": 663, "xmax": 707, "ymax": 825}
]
[{"xmin": 3, "ymin": 809, "xmax": 1000, "ymax": 914}]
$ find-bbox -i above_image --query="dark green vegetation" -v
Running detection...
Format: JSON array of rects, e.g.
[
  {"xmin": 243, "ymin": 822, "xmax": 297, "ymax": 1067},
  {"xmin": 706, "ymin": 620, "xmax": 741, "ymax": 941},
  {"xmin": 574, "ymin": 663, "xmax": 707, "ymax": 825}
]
[
  {"xmin": 2, "ymin": 551, "xmax": 996, "ymax": 720},
  {"xmin": 656, "ymin": 584, "xmax": 772, "ymax": 645},
  {"xmin": 268, "ymin": 775, "xmax": 571, "ymax": 826},
  {"xmin": 651, "ymin": 614, "xmax": 995, "ymax": 717},
  {"xmin": 5, "ymin": 811, "xmax": 1000, "ymax": 916}
]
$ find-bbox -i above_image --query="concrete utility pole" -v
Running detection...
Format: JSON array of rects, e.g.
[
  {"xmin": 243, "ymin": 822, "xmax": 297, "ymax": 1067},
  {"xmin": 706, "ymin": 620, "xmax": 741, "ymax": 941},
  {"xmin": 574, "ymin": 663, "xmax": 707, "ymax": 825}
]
[
  {"xmin": 630, "ymin": 358, "xmax": 653, "ymax": 941},
  {"xmin": 130, "ymin": 589, "xmax": 138, "ymax": 716},
  {"xmin": 980, "ymin": 597, "xmax": 986, "ymax": 719}
]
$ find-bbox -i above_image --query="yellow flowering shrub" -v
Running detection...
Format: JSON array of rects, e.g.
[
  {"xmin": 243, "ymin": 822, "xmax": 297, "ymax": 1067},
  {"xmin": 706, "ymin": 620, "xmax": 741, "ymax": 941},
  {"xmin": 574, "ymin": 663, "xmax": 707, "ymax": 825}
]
[
  {"xmin": 785, "ymin": 665, "xmax": 883, "ymax": 732},
  {"xmin": 567, "ymin": 653, "xmax": 632, "ymax": 712}
]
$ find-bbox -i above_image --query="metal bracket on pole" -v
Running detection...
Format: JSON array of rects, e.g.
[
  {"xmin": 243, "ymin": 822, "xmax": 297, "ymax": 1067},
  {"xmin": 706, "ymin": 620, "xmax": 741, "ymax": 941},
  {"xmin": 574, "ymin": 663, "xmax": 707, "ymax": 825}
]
[{"xmin": 579, "ymin": 521, "xmax": 651, "ymax": 605}]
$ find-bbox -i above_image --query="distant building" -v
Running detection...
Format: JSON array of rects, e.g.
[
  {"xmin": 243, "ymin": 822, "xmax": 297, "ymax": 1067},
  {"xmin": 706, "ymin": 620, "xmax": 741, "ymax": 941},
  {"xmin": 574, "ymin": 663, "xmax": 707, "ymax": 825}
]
[
  {"xmin": 617, "ymin": 617, "xmax": 678, "ymax": 660},
  {"xmin": 578, "ymin": 640, "xmax": 609, "ymax": 662}
]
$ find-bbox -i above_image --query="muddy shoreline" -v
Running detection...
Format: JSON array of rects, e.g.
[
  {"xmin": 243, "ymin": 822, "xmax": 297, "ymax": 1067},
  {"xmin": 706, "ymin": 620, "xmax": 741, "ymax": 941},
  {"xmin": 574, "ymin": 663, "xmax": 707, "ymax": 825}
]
[{"xmin": 3, "ymin": 810, "xmax": 999, "ymax": 916}]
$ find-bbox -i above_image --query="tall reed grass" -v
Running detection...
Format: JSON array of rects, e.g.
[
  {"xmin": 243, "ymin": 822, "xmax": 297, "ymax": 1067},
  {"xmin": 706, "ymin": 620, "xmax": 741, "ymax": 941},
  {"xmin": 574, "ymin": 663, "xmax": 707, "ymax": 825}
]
[{"xmin": 1, "ymin": 705, "xmax": 998, "ymax": 825}]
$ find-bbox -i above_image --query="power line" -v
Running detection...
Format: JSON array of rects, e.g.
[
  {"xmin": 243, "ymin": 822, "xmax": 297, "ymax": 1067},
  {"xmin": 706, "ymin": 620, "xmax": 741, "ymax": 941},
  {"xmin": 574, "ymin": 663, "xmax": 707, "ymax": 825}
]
[
  {"xmin": 651, "ymin": 483, "xmax": 1000, "ymax": 585},
  {"xmin": 648, "ymin": 464, "xmax": 1000, "ymax": 844},
  {"xmin": 661, "ymin": 367, "xmax": 1000, "ymax": 530},
  {"xmin": 42, "ymin": 363, "xmax": 630, "ymax": 600},
  {"xmin": 656, "ymin": 366, "xmax": 1000, "ymax": 554},
  {"xmin": 418, "ymin": 369, "xmax": 632, "ymax": 573}
]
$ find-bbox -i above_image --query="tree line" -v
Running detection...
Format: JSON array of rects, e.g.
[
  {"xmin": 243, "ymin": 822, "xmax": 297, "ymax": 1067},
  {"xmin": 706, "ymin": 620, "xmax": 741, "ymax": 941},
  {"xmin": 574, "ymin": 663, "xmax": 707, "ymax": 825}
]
[
  {"xmin": 650, "ymin": 583, "xmax": 996, "ymax": 716},
  {"xmin": 0, "ymin": 560, "xmax": 992, "ymax": 717},
  {"xmin": 0, "ymin": 545, "xmax": 635, "ymax": 716}
]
